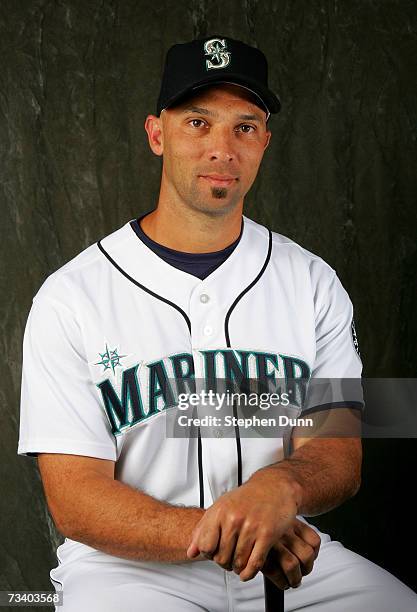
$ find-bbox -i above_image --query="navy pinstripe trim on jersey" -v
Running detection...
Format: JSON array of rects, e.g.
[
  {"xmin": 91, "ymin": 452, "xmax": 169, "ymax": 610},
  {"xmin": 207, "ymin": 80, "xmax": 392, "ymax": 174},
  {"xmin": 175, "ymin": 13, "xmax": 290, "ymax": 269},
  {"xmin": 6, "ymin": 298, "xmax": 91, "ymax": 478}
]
[
  {"xmin": 97, "ymin": 239, "xmax": 205, "ymax": 507},
  {"xmin": 282, "ymin": 402, "xmax": 364, "ymax": 459},
  {"xmin": 224, "ymin": 228, "xmax": 273, "ymax": 488},
  {"xmin": 50, "ymin": 575, "xmax": 64, "ymax": 590},
  {"xmin": 301, "ymin": 400, "xmax": 364, "ymax": 417},
  {"xmin": 233, "ymin": 401, "xmax": 243, "ymax": 486},
  {"xmin": 224, "ymin": 228, "xmax": 273, "ymax": 346},
  {"xmin": 50, "ymin": 544, "xmax": 65, "ymax": 591},
  {"xmin": 197, "ymin": 427, "xmax": 204, "ymax": 508},
  {"xmin": 96, "ymin": 240, "xmax": 192, "ymax": 333},
  {"xmin": 285, "ymin": 401, "xmax": 363, "ymax": 455}
]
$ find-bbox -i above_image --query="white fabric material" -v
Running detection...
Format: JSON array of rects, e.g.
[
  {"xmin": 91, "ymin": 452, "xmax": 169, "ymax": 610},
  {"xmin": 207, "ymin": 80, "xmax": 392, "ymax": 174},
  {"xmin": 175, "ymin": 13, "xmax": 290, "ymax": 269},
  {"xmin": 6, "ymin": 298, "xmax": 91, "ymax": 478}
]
[
  {"xmin": 18, "ymin": 215, "xmax": 362, "ymax": 463},
  {"xmin": 49, "ymin": 536, "xmax": 417, "ymax": 611},
  {"xmin": 16, "ymin": 215, "xmax": 397, "ymax": 611}
]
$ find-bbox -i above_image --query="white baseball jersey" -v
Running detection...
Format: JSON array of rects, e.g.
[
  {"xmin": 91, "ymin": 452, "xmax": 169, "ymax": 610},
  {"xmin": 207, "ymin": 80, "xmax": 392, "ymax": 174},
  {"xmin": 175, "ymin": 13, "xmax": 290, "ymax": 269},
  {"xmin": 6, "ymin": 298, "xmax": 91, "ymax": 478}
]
[{"xmin": 18, "ymin": 214, "xmax": 363, "ymax": 557}]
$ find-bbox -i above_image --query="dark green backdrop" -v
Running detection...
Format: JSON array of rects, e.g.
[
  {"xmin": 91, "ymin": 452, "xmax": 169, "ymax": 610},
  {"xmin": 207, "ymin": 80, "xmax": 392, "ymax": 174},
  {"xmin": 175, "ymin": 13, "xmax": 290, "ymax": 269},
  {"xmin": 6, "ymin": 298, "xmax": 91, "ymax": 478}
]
[{"xmin": 2, "ymin": 0, "xmax": 416, "ymax": 605}]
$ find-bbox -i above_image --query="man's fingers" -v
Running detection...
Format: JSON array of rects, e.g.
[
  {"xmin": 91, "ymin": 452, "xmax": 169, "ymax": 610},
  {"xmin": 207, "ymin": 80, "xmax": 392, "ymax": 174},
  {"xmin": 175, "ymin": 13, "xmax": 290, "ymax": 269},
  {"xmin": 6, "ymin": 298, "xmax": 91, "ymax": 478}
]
[
  {"xmin": 237, "ymin": 537, "xmax": 270, "ymax": 581},
  {"xmin": 195, "ymin": 522, "xmax": 221, "ymax": 560},
  {"xmin": 261, "ymin": 552, "xmax": 290, "ymax": 590},
  {"xmin": 212, "ymin": 528, "xmax": 239, "ymax": 570},
  {"xmin": 293, "ymin": 521, "xmax": 322, "ymax": 560},
  {"xmin": 230, "ymin": 526, "xmax": 259, "ymax": 575},
  {"xmin": 186, "ymin": 522, "xmax": 202, "ymax": 558},
  {"xmin": 279, "ymin": 532, "xmax": 316, "ymax": 576},
  {"xmin": 186, "ymin": 541, "xmax": 201, "ymax": 558},
  {"xmin": 262, "ymin": 544, "xmax": 303, "ymax": 589}
]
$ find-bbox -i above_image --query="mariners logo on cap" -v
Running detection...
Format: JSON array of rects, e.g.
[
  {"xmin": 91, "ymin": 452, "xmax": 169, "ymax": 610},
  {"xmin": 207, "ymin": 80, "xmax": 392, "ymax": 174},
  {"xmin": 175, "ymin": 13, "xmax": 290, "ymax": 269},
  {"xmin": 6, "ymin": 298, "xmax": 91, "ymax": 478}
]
[{"xmin": 204, "ymin": 38, "xmax": 231, "ymax": 70}]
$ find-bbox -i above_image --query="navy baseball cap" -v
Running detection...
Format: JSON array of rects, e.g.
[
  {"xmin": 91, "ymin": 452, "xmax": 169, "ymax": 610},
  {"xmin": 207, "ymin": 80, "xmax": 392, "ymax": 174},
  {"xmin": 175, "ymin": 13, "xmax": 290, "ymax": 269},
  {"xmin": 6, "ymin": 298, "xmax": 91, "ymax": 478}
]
[{"xmin": 156, "ymin": 35, "xmax": 281, "ymax": 120}]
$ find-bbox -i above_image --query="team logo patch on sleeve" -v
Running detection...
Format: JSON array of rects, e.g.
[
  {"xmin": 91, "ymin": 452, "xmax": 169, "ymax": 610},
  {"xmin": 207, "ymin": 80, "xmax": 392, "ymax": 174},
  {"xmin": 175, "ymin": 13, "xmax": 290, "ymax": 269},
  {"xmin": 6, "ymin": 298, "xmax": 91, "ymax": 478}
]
[
  {"xmin": 95, "ymin": 344, "xmax": 126, "ymax": 374},
  {"xmin": 351, "ymin": 319, "xmax": 361, "ymax": 358}
]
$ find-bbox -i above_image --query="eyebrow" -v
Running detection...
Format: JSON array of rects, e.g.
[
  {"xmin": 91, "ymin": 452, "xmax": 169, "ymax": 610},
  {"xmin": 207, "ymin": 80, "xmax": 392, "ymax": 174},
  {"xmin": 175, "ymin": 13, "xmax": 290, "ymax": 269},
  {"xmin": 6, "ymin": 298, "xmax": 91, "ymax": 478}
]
[
  {"xmin": 238, "ymin": 113, "xmax": 263, "ymax": 122},
  {"xmin": 182, "ymin": 106, "xmax": 264, "ymax": 122},
  {"xmin": 182, "ymin": 106, "xmax": 213, "ymax": 116}
]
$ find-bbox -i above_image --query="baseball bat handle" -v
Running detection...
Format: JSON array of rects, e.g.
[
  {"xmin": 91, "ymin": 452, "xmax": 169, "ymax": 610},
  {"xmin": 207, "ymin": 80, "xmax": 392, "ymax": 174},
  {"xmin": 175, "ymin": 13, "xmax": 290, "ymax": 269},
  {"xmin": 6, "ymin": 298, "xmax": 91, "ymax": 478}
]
[{"xmin": 264, "ymin": 575, "xmax": 285, "ymax": 611}]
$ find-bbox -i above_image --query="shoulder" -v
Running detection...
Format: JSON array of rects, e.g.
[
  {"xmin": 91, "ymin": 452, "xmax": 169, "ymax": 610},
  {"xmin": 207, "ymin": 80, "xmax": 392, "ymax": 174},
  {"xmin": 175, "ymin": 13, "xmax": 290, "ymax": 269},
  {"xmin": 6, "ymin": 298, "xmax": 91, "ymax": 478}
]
[
  {"xmin": 243, "ymin": 215, "xmax": 336, "ymax": 284},
  {"xmin": 33, "ymin": 220, "xmax": 133, "ymax": 306}
]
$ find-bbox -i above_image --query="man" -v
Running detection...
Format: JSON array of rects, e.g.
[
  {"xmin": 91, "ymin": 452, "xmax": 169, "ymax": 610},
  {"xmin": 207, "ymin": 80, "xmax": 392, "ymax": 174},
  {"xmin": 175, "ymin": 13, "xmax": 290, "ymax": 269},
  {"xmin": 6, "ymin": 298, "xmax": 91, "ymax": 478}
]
[{"xmin": 18, "ymin": 35, "xmax": 416, "ymax": 611}]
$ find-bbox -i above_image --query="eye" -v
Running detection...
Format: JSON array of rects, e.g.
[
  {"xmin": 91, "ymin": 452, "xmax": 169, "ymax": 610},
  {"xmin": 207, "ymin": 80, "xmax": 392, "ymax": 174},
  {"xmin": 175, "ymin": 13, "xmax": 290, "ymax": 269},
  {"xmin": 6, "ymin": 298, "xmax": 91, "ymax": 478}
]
[
  {"xmin": 188, "ymin": 118, "xmax": 206, "ymax": 128},
  {"xmin": 237, "ymin": 124, "xmax": 256, "ymax": 134}
]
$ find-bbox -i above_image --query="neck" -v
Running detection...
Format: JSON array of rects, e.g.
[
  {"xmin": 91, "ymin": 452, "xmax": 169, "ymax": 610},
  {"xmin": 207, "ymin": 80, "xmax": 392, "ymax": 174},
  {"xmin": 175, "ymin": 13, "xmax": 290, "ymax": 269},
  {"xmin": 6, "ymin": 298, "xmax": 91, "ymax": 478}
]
[{"xmin": 140, "ymin": 199, "xmax": 243, "ymax": 254}]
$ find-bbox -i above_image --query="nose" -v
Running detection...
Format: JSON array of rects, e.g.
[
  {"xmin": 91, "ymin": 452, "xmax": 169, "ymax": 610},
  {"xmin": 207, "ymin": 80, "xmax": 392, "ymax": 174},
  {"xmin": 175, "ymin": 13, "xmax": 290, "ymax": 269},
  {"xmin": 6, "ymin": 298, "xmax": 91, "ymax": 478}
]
[{"xmin": 207, "ymin": 126, "xmax": 236, "ymax": 162}]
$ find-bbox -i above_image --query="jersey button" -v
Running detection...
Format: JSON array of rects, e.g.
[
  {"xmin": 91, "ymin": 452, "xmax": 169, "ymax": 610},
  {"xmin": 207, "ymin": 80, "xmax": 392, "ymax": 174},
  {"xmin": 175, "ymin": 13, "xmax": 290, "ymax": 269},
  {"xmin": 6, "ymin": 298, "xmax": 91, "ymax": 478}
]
[
  {"xmin": 203, "ymin": 325, "xmax": 213, "ymax": 336},
  {"xmin": 200, "ymin": 293, "xmax": 210, "ymax": 304}
]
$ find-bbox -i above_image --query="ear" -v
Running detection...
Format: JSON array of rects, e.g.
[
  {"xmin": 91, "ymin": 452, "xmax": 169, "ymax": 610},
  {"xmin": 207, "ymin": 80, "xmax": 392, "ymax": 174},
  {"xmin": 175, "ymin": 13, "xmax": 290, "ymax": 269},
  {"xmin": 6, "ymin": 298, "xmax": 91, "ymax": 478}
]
[
  {"xmin": 264, "ymin": 129, "xmax": 272, "ymax": 151},
  {"xmin": 144, "ymin": 115, "xmax": 164, "ymax": 156}
]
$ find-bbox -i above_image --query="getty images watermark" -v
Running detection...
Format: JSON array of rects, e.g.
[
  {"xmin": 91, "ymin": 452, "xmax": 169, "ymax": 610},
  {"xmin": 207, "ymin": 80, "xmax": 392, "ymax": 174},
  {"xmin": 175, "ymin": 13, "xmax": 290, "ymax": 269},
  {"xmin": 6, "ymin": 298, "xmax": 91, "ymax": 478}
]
[
  {"xmin": 163, "ymin": 377, "xmax": 365, "ymax": 439},
  {"xmin": 175, "ymin": 388, "xmax": 313, "ymax": 430},
  {"xmin": 98, "ymin": 368, "xmax": 400, "ymax": 438},
  {"xmin": 140, "ymin": 377, "xmax": 417, "ymax": 439}
]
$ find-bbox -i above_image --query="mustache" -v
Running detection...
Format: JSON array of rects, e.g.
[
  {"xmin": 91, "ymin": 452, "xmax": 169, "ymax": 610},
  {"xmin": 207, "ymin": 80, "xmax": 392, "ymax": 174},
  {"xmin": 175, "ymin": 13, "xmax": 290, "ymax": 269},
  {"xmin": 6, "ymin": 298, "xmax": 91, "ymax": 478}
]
[{"xmin": 196, "ymin": 168, "xmax": 240, "ymax": 177}]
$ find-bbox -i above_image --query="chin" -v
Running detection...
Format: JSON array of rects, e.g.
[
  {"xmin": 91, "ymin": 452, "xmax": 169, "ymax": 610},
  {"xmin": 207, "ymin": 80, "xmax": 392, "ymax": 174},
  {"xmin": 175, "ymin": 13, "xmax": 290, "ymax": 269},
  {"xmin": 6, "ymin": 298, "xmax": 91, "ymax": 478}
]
[
  {"xmin": 184, "ymin": 184, "xmax": 242, "ymax": 215},
  {"xmin": 191, "ymin": 200, "xmax": 240, "ymax": 217}
]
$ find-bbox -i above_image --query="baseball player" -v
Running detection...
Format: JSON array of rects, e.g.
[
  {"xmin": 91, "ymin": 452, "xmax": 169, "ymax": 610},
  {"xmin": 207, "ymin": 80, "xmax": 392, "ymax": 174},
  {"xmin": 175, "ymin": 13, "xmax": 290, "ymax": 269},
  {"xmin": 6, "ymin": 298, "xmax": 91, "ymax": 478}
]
[{"xmin": 18, "ymin": 35, "xmax": 417, "ymax": 611}]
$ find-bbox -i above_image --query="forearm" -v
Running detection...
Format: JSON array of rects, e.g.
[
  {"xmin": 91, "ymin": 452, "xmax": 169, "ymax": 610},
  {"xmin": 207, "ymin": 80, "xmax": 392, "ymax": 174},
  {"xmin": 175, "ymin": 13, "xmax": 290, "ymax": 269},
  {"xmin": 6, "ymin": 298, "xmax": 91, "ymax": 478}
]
[
  {"xmin": 56, "ymin": 473, "xmax": 206, "ymax": 563},
  {"xmin": 248, "ymin": 438, "xmax": 362, "ymax": 517}
]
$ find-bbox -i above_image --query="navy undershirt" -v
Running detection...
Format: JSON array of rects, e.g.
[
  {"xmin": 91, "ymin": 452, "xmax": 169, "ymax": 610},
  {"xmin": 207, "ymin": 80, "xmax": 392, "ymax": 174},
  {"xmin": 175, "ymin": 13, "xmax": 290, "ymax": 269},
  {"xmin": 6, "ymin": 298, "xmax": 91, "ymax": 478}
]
[{"xmin": 130, "ymin": 213, "xmax": 243, "ymax": 280}]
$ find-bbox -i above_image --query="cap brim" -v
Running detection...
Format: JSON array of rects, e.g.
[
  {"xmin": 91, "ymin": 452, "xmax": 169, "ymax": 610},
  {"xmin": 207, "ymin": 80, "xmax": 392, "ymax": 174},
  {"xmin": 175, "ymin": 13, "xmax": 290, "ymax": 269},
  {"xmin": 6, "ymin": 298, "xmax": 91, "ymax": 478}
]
[{"xmin": 160, "ymin": 72, "xmax": 281, "ymax": 116}]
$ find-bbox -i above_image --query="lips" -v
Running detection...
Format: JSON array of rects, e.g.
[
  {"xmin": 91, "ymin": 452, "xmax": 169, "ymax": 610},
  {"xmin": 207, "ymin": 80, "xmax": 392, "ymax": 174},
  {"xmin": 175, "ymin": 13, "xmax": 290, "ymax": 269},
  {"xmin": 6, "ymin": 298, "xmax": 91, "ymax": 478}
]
[{"xmin": 199, "ymin": 174, "xmax": 237, "ymax": 186}]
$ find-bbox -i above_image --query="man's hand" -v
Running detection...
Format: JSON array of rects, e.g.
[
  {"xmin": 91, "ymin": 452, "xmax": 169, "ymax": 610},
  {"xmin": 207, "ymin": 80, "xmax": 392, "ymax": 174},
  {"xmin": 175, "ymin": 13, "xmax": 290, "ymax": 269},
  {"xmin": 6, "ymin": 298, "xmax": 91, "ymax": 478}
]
[
  {"xmin": 259, "ymin": 518, "xmax": 321, "ymax": 589},
  {"xmin": 186, "ymin": 473, "xmax": 304, "ymax": 582}
]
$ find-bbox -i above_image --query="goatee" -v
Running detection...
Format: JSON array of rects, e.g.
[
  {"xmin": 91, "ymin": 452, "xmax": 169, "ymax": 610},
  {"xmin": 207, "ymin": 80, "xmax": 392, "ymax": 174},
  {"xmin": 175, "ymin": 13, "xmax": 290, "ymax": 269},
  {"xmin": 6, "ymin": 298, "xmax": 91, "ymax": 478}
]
[{"xmin": 211, "ymin": 187, "xmax": 228, "ymax": 199}]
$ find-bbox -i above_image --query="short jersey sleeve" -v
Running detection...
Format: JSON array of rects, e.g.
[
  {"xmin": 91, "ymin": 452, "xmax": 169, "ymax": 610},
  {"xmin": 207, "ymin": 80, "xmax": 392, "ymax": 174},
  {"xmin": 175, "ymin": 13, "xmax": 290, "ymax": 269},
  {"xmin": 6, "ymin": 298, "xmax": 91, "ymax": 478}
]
[
  {"xmin": 301, "ymin": 269, "xmax": 364, "ymax": 414},
  {"xmin": 17, "ymin": 289, "xmax": 117, "ymax": 460}
]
